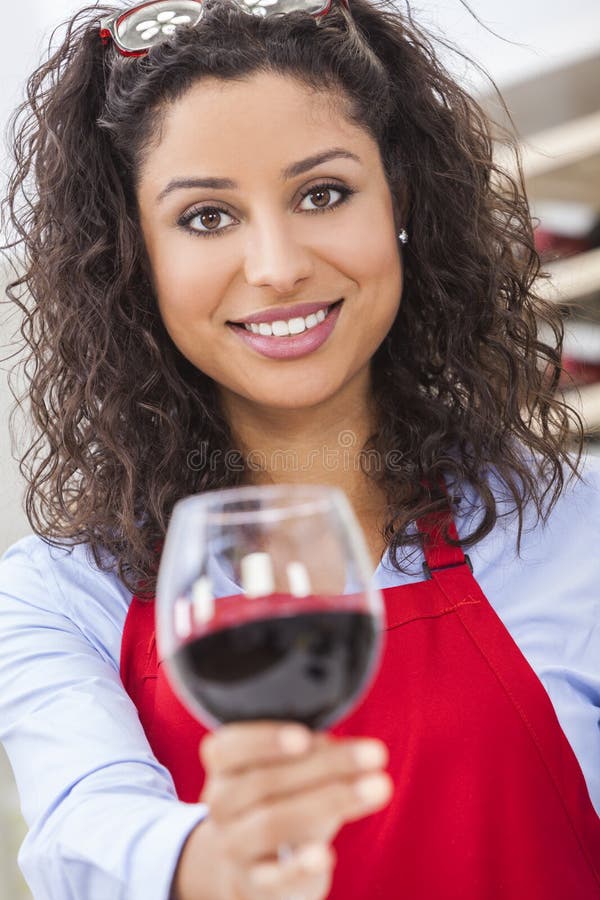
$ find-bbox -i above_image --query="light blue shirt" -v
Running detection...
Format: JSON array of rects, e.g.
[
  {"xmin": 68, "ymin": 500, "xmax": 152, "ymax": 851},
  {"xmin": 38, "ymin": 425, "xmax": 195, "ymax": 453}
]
[{"xmin": 0, "ymin": 455, "xmax": 599, "ymax": 900}]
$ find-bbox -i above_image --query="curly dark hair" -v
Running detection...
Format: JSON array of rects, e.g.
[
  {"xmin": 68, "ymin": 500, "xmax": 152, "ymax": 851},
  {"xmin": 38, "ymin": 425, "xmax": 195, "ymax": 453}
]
[{"xmin": 1, "ymin": 0, "xmax": 583, "ymax": 595}]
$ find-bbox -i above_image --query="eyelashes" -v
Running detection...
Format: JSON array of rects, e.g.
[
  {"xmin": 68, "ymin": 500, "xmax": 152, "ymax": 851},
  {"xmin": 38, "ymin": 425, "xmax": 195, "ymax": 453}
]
[{"xmin": 176, "ymin": 181, "xmax": 356, "ymax": 239}]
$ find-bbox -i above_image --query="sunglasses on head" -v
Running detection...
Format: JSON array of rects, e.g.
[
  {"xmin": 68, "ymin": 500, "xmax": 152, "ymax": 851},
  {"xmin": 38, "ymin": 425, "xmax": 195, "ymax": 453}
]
[{"xmin": 100, "ymin": 0, "xmax": 350, "ymax": 57}]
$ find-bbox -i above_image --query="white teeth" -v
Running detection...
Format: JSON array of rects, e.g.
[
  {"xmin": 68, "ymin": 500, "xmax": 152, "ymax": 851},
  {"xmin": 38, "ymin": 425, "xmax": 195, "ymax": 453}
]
[
  {"xmin": 288, "ymin": 317, "xmax": 306, "ymax": 335},
  {"xmin": 243, "ymin": 304, "xmax": 335, "ymax": 336}
]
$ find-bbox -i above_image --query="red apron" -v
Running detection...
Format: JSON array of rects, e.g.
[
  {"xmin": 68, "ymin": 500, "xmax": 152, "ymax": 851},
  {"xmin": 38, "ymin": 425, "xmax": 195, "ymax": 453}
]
[{"xmin": 120, "ymin": 511, "xmax": 600, "ymax": 898}]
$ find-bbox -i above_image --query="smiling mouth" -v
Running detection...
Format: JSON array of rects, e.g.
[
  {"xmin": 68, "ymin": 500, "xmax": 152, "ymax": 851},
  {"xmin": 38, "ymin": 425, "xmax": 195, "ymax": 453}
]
[{"xmin": 228, "ymin": 299, "xmax": 343, "ymax": 336}]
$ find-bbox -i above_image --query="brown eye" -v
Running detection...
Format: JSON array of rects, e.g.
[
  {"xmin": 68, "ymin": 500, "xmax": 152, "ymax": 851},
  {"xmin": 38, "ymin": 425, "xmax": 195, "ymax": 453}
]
[
  {"xmin": 178, "ymin": 205, "xmax": 236, "ymax": 238},
  {"xmin": 199, "ymin": 209, "xmax": 222, "ymax": 230},
  {"xmin": 310, "ymin": 188, "xmax": 331, "ymax": 208},
  {"xmin": 298, "ymin": 183, "xmax": 352, "ymax": 214}
]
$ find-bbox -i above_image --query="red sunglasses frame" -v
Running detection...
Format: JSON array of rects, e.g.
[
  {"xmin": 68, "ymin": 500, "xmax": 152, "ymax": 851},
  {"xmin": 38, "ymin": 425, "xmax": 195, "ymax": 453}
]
[{"xmin": 100, "ymin": 0, "xmax": 350, "ymax": 58}]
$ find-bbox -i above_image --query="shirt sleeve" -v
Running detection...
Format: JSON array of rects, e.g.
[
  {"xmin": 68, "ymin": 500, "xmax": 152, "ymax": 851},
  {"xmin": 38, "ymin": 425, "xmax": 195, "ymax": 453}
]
[{"xmin": 0, "ymin": 536, "xmax": 209, "ymax": 900}]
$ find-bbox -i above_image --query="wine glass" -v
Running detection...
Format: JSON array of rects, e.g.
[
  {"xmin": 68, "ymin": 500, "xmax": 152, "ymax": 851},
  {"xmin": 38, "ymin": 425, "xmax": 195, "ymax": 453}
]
[
  {"xmin": 156, "ymin": 483, "xmax": 385, "ymax": 728},
  {"xmin": 156, "ymin": 483, "xmax": 386, "ymax": 888}
]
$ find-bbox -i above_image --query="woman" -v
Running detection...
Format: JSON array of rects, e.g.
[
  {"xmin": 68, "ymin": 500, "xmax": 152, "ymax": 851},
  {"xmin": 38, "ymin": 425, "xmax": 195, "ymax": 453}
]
[{"xmin": 1, "ymin": 0, "xmax": 599, "ymax": 898}]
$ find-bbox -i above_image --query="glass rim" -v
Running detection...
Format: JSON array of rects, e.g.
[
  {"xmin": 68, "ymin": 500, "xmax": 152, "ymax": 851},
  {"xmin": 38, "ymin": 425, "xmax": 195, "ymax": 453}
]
[{"xmin": 170, "ymin": 482, "xmax": 347, "ymax": 525}]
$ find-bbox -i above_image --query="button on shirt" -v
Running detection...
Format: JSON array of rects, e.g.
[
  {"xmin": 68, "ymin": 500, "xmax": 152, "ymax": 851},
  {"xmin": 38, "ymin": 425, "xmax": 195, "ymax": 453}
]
[{"xmin": 0, "ymin": 455, "xmax": 599, "ymax": 900}]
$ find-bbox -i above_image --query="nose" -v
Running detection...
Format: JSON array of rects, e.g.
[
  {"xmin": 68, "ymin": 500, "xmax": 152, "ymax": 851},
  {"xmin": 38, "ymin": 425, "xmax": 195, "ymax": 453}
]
[{"xmin": 243, "ymin": 215, "xmax": 314, "ymax": 294}]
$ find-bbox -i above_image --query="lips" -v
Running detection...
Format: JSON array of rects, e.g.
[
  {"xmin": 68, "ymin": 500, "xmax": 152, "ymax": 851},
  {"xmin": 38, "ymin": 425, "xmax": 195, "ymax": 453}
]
[
  {"xmin": 229, "ymin": 299, "xmax": 342, "ymax": 327},
  {"xmin": 226, "ymin": 299, "xmax": 344, "ymax": 360}
]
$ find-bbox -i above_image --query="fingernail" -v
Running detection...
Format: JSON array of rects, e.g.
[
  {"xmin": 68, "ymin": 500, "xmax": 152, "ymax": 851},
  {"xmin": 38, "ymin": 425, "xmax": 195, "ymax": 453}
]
[
  {"xmin": 355, "ymin": 773, "xmax": 391, "ymax": 805},
  {"xmin": 251, "ymin": 863, "xmax": 279, "ymax": 886},
  {"xmin": 354, "ymin": 740, "xmax": 387, "ymax": 769},
  {"xmin": 279, "ymin": 726, "xmax": 311, "ymax": 754},
  {"xmin": 297, "ymin": 843, "xmax": 329, "ymax": 872}
]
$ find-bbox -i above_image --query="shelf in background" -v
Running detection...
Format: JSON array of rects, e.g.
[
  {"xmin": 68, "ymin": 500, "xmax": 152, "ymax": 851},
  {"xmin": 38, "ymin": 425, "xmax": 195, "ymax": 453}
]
[
  {"xmin": 493, "ymin": 103, "xmax": 600, "ymax": 308},
  {"xmin": 538, "ymin": 247, "xmax": 600, "ymax": 305},
  {"xmin": 562, "ymin": 381, "xmax": 600, "ymax": 433},
  {"xmin": 495, "ymin": 110, "xmax": 600, "ymax": 208}
]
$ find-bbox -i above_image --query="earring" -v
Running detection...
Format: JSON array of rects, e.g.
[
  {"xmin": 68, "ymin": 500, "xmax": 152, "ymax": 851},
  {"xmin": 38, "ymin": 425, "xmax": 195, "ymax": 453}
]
[{"xmin": 398, "ymin": 228, "xmax": 408, "ymax": 245}]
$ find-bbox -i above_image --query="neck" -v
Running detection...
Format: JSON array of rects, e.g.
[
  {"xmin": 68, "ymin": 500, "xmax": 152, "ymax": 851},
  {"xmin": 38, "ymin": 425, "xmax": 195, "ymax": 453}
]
[{"xmin": 218, "ymin": 374, "xmax": 386, "ymax": 520}]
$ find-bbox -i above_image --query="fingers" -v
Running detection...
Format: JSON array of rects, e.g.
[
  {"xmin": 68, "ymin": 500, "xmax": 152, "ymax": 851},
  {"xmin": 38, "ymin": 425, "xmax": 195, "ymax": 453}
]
[
  {"xmin": 220, "ymin": 770, "xmax": 394, "ymax": 863},
  {"xmin": 201, "ymin": 721, "xmax": 316, "ymax": 775},
  {"xmin": 203, "ymin": 737, "xmax": 389, "ymax": 822},
  {"xmin": 242, "ymin": 843, "xmax": 336, "ymax": 900},
  {"xmin": 198, "ymin": 721, "xmax": 393, "ymax": 896}
]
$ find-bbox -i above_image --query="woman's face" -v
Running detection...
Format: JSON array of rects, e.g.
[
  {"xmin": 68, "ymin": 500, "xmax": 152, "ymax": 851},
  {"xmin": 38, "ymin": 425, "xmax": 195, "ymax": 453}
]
[{"xmin": 136, "ymin": 70, "xmax": 403, "ymax": 412}]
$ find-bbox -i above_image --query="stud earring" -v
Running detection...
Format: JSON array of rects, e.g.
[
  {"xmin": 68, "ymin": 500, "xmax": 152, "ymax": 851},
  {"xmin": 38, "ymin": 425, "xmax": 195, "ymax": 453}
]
[{"xmin": 398, "ymin": 229, "xmax": 408, "ymax": 244}]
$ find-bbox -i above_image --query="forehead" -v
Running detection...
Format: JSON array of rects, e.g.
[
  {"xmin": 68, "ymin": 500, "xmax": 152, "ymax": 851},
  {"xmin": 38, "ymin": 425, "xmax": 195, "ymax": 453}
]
[{"xmin": 137, "ymin": 70, "xmax": 377, "ymax": 187}]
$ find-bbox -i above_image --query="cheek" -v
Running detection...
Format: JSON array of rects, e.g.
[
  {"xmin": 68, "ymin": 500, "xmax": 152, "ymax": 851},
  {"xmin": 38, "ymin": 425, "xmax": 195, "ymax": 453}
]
[
  {"xmin": 151, "ymin": 244, "xmax": 230, "ymax": 329},
  {"xmin": 340, "ymin": 218, "xmax": 402, "ymax": 303}
]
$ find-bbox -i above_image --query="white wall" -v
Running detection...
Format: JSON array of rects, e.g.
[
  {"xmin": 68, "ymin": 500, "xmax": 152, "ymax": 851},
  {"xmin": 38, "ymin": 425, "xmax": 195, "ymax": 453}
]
[{"xmin": 412, "ymin": 0, "xmax": 600, "ymax": 90}]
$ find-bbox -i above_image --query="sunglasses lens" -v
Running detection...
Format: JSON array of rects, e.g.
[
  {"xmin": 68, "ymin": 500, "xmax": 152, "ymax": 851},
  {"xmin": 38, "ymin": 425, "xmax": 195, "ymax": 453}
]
[
  {"xmin": 116, "ymin": 0, "xmax": 203, "ymax": 51},
  {"xmin": 236, "ymin": 0, "xmax": 329, "ymax": 15}
]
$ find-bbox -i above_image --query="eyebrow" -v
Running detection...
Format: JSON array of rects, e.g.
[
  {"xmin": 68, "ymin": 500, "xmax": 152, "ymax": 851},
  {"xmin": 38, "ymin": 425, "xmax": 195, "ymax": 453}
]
[{"xmin": 155, "ymin": 147, "xmax": 361, "ymax": 204}]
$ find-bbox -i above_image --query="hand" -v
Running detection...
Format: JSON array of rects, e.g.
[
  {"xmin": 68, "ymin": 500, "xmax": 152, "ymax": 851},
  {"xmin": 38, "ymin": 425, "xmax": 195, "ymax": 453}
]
[{"xmin": 171, "ymin": 721, "xmax": 393, "ymax": 900}]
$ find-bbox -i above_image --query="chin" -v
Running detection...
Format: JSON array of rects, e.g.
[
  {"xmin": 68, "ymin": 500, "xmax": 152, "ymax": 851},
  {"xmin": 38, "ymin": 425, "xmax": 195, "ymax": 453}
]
[
  {"xmin": 258, "ymin": 392, "xmax": 331, "ymax": 410},
  {"xmin": 244, "ymin": 380, "xmax": 337, "ymax": 409}
]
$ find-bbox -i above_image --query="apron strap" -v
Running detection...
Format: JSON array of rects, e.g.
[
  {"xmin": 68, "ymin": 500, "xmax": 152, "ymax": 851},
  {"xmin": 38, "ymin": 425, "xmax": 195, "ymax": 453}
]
[{"xmin": 416, "ymin": 478, "xmax": 471, "ymax": 578}]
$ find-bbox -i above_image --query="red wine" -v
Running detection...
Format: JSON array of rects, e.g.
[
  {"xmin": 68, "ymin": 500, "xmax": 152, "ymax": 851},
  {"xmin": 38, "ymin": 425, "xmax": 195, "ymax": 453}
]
[{"xmin": 168, "ymin": 610, "xmax": 379, "ymax": 728}]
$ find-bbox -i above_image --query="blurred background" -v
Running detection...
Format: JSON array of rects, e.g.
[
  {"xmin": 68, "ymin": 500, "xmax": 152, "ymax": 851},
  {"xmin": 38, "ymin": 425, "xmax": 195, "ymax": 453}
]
[{"xmin": 1, "ymin": 1, "xmax": 600, "ymax": 896}]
